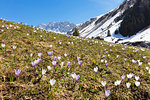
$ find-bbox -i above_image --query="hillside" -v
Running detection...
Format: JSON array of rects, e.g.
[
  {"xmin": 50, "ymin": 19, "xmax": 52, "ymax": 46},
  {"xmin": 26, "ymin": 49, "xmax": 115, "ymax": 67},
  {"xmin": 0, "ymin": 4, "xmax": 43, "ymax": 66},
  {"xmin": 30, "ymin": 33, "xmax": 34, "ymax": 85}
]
[{"xmin": 0, "ymin": 19, "xmax": 150, "ymax": 99}]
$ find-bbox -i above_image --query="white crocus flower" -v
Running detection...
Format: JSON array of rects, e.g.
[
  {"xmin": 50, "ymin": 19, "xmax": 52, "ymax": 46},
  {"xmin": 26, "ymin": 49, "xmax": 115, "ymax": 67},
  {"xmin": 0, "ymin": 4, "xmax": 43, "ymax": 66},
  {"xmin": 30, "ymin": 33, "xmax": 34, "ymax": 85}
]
[
  {"xmin": 38, "ymin": 53, "xmax": 42, "ymax": 57},
  {"xmin": 135, "ymin": 76, "xmax": 139, "ymax": 81},
  {"xmin": 94, "ymin": 67, "xmax": 98, "ymax": 73},
  {"xmin": 47, "ymin": 66, "xmax": 51, "ymax": 71},
  {"xmin": 30, "ymin": 53, "xmax": 33, "ymax": 57},
  {"xmin": 146, "ymin": 67, "xmax": 149, "ymax": 70},
  {"xmin": 127, "ymin": 73, "xmax": 134, "ymax": 79},
  {"xmin": 13, "ymin": 46, "xmax": 17, "ymax": 50},
  {"xmin": 135, "ymin": 81, "xmax": 140, "ymax": 87},
  {"xmin": 60, "ymin": 62, "xmax": 64, "ymax": 68},
  {"xmin": 64, "ymin": 53, "xmax": 67, "ymax": 57},
  {"xmin": 50, "ymin": 79, "xmax": 56, "ymax": 86},
  {"xmin": 50, "ymin": 45, "xmax": 52, "ymax": 48},
  {"xmin": 101, "ymin": 81, "xmax": 106, "ymax": 87},
  {"xmin": 58, "ymin": 56, "xmax": 61, "ymax": 60},
  {"xmin": 1, "ymin": 44, "xmax": 5, "ymax": 48},
  {"xmin": 126, "ymin": 82, "xmax": 131, "ymax": 88},
  {"xmin": 42, "ymin": 69, "xmax": 47, "ymax": 75},
  {"xmin": 138, "ymin": 62, "xmax": 142, "ymax": 66},
  {"xmin": 71, "ymin": 73, "xmax": 77, "ymax": 79},
  {"xmin": 114, "ymin": 80, "xmax": 121, "ymax": 86},
  {"xmin": 101, "ymin": 59, "xmax": 104, "ymax": 63}
]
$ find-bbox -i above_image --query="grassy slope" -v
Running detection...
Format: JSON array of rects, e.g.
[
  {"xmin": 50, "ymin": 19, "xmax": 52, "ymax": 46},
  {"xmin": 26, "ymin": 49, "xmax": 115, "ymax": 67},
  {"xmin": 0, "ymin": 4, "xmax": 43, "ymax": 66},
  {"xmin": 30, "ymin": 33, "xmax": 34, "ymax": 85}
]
[{"xmin": 0, "ymin": 19, "xmax": 150, "ymax": 99}]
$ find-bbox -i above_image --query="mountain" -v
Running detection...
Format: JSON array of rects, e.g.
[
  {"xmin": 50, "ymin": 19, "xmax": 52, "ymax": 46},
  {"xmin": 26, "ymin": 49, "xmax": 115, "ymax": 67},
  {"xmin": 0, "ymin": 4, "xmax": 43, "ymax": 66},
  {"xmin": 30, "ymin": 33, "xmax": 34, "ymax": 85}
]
[
  {"xmin": 68, "ymin": 0, "xmax": 150, "ymax": 44},
  {"xmin": 37, "ymin": 21, "xmax": 76, "ymax": 33}
]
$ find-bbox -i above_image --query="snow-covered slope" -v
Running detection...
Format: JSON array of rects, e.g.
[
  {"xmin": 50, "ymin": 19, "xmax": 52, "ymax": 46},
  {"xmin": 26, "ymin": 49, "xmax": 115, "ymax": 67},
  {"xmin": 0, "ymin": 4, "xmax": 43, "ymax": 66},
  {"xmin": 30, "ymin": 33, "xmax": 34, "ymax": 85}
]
[
  {"xmin": 68, "ymin": 0, "xmax": 136, "ymax": 38},
  {"xmin": 119, "ymin": 27, "xmax": 150, "ymax": 43}
]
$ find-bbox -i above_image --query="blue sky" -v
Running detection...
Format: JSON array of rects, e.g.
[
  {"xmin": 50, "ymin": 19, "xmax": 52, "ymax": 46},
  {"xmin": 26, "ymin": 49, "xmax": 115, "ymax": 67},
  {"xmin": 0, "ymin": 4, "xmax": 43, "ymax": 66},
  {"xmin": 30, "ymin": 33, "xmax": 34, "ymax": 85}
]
[{"xmin": 0, "ymin": 0, "xmax": 124, "ymax": 26}]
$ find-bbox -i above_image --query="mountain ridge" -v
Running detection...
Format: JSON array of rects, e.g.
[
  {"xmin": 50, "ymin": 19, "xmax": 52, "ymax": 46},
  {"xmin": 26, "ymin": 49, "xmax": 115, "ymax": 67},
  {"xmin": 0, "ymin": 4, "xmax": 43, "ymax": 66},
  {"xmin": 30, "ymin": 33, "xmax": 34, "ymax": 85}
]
[{"xmin": 37, "ymin": 21, "xmax": 76, "ymax": 33}]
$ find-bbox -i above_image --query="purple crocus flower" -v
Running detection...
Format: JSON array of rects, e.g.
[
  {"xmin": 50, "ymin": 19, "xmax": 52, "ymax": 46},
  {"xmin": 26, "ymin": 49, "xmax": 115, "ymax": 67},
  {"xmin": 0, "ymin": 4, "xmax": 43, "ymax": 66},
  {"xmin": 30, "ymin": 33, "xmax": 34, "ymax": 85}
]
[
  {"xmin": 135, "ymin": 49, "xmax": 139, "ymax": 52},
  {"xmin": 105, "ymin": 90, "xmax": 111, "ymax": 98},
  {"xmin": 106, "ymin": 63, "xmax": 108, "ymax": 67},
  {"xmin": 124, "ymin": 58, "xmax": 127, "ymax": 62},
  {"xmin": 15, "ymin": 69, "xmax": 21, "ymax": 77},
  {"xmin": 103, "ymin": 55, "xmax": 106, "ymax": 58},
  {"xmin": 54, "ymin": 56, "xmax": 57, "ymax": 61},
  {"xmin": 121, "ymin": 75, "xmax": 126, "ymax": 80},
  {"xmin": 32, "ymin": 58, "xmax": 41, "ymax": 68},
  {"xmin": 48, "ymin": 51, "xmax": 53, "ymax": 56},
  {"xmin": 78, "ymin": 61, "xmax": 82, "ymax": 66},
  {"xmin": 110, "ymin": 49, "xmax": 112, "ymax": 52},
  {"xmin": 106, "ymin": 51, "xmax": 108, "ymax": 53},
  {"xmin": 52, "ymin": 61, "xmax": 57, "ymax": 67},
  {"xmin": 28, "ymin": 30, "xmax": 30, "ymax": 33},
  {"xmin": 41, "ymin": 30, "xmax": 43, "ymax": 33},
  {"xmin": 75, "ymin": 75, "xmax": 80, "ymax": 81},
  {"xmin": 67, "ymin": 62, "xmax": 71, "ymax": 67},
  {"xmin": 77, "ymin": 57, "xmax": 80, "ymax": 62}
]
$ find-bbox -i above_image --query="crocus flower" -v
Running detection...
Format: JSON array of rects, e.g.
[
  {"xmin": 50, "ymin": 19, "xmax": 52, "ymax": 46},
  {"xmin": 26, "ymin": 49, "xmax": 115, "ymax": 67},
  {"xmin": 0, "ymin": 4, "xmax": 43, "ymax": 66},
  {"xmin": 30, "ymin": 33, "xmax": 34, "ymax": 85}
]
[
  {"xmin": 101, "ymin": 81, "xmax": 106, "ymax": 87},
  {"xmin": 78, "ymin": 61, "xmax": 82, "ymax": 66},
  {"xmin": 64, "ymin": 53, "xmax": 67, "ymax": 57},
  {"xmin": 38, "ymin": 53, "xmax": 42, "ymax": 57},
  {"xmin": 50, "ymin": 79, "xmax": 56, "ymax": 86},
  {"xmin": 15, "ymin": 69, "xmax": 21, "ymax": 77},
  {"xmin": 127, "ymin": 73, "xmax": 134, "ymax": 79},
  {"xmin": 105, "ymin": 90, "xmax": 111, "ymax": 98},
  {"xmin": 103, "ymin": 55, "xmax": 105, "ymax": 58},
  {"xmin": 67, "ymin": 62, "xmax": 71, "ymax": 67},
  {"xmin": 71, "ymin": 73, "xmax": 79, "ymax": 81},
  {"xmin": 60, "ymin": 62, "xmax": 64, "ymax": 68},
  {"xmin": 135, "ymin": 81, "xmax": 140, "ymax": 87},
  {"xmin": 132, "ymin": 59, "xmax": 137, "ymax": 63},
  {"xmin": 52, "ymin": 61, "xmax": 57, "ymax": 67},
  {"xmin": 50, "ymin": 45, "xmax": 52, "ymax": 48},
  {"xmin": 42, "ymin": 69, "xmax": 47, "ymax": 76},
  {"xmin": 121, "ymin": 75, "xmax": 125, "ymax": 80},
  {"xmin": 94, "ymin": 67, "xmax": 98, "ymax": 73},
  {"xmin": 75, "ymin": 75, "xmax": 80, "ymax": 81},
  {"xmin": 1, "ymin": 44, "xmax": 5, "ymax": 48},
  {"xmin": 146, "ymin": 67, "xmax": 149, "ymax": 70},
  {"xmin": 124, "ymin": 58, "xmax": 127, "ymax": 62},
  {"xmin": 114, "ymin": 80, "xmax": 121, "ymax": 86},
  {"xmin": 138, "ymin": 62, "xmax": 142, "ymax": 66},
  {"xmin": 77, "ymin": 57, "xmax": 80, "ymax": 62},
  {"xmin": 47, "ymin": 66, "xmax": 51, "ymax": 71},
  {"xmin": 32, "ymin": 58, "xmax": 41, "ymax": 67},
  {"xmin": 53, "ymin": 56, "xmax": 57, "ymax": 61},
  {"xmin": 13, "ymin": 46, "xmax": 16, "ymax": 50},
  {"xmin": 106, "ymin": 63, "xmax": 108, "ymax": 67},
  {"xmin": 30, "ymin": 53, "xmax": 33, "ymax": 57},
  {"xmin": 58, "ymin": 56, "xmax": 61, "ymax": 60},
  {"xmin": 135, "ymin": 76, "xmax": 139, "ymax": 81},
  {"xmin": 48, "ymin": 51, "xmax": 53, "ymax": 56},
  {"xmin": 126, "ymin": 82, "xmax": 131, "ymax": 88}
]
